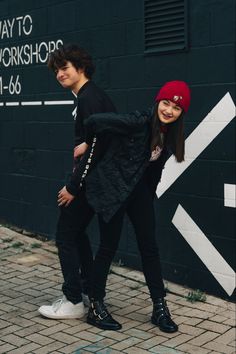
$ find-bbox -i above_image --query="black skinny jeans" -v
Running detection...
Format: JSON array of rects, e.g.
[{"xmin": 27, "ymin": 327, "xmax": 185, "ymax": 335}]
[
  {"xmin": 90, "ymin": 177, "xmax": 166, "ymax": 303},
  {"xmin": 56, "ymin": 178, "xmax": 166, "ymax": 304},
  {"xmin": 56, "ymin": 190, "xmax": 95, "ymax": 304}
]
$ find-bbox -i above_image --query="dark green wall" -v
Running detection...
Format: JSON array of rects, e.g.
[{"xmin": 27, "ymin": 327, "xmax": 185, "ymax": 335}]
[{"xmin": 0, "ymin": 0, "xmax": 235, "ymax": 300}]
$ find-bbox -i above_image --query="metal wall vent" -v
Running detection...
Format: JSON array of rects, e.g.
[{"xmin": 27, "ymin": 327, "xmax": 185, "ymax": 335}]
[{"xmin": 144, "ymin": 0, "xmax": 188, "ymax": 54}]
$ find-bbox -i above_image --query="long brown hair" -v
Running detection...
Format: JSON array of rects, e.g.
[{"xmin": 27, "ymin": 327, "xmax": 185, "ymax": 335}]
[{"xmin": 150, "ymin": 103, "xmax": 185, "ymax": 162}]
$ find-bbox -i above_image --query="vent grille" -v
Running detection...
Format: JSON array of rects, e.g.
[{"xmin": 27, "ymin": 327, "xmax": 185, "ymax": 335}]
[{"xmin": 144, "ymin": 0, "xmax": 188, "ymax": 54}]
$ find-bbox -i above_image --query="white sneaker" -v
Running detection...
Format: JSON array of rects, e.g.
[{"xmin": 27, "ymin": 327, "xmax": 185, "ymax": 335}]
[
  {"xmin": 82, "ymin": 293, "xmax": 90, "ymax": 307},
  {"xmin": 38, "ymin": 296, "xmax": 85, "ymax": 319}
]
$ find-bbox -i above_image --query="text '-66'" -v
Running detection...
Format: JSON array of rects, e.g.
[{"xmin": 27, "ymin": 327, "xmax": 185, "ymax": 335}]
[{"xmin": 0, "ymin": 75, "xmax": 22, "ymax": 95}]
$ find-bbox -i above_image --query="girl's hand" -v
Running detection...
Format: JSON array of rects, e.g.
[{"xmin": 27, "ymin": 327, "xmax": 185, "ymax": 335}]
[
  {"xmin": 58, "ymin": 186, "xmax": 74, "ymax": 207},
  {"xmin": 74, "ymin": 142, "xmax": 89, "ymax": 158}
]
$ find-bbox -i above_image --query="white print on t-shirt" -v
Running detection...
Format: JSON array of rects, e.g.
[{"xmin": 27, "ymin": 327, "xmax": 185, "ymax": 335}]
[
  {"xmin": 72, "ymin": 106, "xmax": 77, "ymax": 120},
  {"xmin": 150, "ymin": 145, "xmax": 163, "ymax": 162}
]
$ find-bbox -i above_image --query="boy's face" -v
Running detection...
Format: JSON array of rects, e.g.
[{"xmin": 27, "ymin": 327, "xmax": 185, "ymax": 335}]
[{"xmin": 55, "ymin": 61, "xmax": 83, "ymax": 92}]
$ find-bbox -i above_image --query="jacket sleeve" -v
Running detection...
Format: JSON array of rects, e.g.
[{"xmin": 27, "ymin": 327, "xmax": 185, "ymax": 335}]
[
  {"xmin": 66, "ymin": 137, "xmax": 97, "ymax": 196},
  {"xmin": 84, "ymin": 110, "xmax": 150, "ymax": 141},
  {"xmin": 66, "ymin": 134, "xmax": 111, "ymax": 196},
  {"xmin": 67, "ymin": 110, "xmax": 151, "ymax": 196}
]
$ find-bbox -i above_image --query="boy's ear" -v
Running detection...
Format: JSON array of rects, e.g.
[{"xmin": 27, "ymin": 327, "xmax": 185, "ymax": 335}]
[{"xmin": 77, "ymin": 67, "xmax": 85, "ymax": 74}]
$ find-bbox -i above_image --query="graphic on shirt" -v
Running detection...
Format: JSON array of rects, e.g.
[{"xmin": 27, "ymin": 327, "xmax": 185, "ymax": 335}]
[{"xmin": 150, "ymin": 145, "xmax": 163, "ymax": 161}]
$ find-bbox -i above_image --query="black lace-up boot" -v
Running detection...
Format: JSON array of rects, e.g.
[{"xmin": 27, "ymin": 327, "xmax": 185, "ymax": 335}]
[
  {"xmin": 87, "ymin": 300, "xmax": 122, "ymax": 330},
  {"xmin": 151, "ymin": 298, "xmax": 178, "ymax": 333}
]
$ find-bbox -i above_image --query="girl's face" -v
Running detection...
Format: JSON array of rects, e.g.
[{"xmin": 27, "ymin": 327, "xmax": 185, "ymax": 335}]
[{"xmin": 158, "ymin": 100, "xmax": 183, "ymax": 124}]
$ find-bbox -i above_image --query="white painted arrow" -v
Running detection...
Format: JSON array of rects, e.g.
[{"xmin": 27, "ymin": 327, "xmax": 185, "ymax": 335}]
[
  {"xmin": 157, "ymin": 92, "xmax": 236, "ymax": 197},
  {"xmin": 172, "ymin": 204, "xmax": 236, "ymax": 296}
]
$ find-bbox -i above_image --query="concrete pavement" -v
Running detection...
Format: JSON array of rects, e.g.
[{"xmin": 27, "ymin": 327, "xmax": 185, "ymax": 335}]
[{"xmin": 0, "ymin": 225, "xmax": 235, "ymax": 354}]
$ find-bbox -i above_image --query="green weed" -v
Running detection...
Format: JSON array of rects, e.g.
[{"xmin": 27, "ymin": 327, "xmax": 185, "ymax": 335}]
[
  {"xmin": 11, "ymin": 241, "xmax": 24, "ymax": 249},
  {"xmin": 30, "ymin": 243, "xmax": 42, "ymax": 249},
  {"xmin": 186, "ymin": 289, "xmax": 207, "ymax": 303},
  {"xmin": 1, "ymin": 237, "xmax": 13, "ymax": 243}
]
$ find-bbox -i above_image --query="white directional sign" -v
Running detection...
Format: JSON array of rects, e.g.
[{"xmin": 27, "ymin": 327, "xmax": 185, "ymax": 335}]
[
  {"xmin": 0, "ymin": 12, "xmax": 64, "ymax": 105},
  {"xmin": 172, "ymin": 205, "xmax": 236, "ymax": 296},
  {"xmin": 157, "ymin": 93, "xmax": 236, "ymax": 295},
  {"xmin": 157, "ymin": 93, "xmax": 236, "ymax": 198}
]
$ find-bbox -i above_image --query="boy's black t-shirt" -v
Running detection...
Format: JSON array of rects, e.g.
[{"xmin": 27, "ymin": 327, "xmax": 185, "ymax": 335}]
[
  {"xmin": 74, "ymin": 81, "xmax": 116, "ymax": 146},
  {"xmin": 66, "ymin": 80, "xmax": 116, "ymax": 196}
]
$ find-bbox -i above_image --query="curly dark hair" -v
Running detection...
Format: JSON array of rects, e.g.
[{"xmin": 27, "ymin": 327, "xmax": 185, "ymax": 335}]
[{"xmin": 47, "ymin": 43, "xmax": 95, "ymax": 79}]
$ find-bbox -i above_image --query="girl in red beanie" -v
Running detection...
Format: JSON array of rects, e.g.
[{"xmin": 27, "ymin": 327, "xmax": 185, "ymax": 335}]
[{"xmin": 57, "ymin": 81, "xmax": 191, "ymax": 333}]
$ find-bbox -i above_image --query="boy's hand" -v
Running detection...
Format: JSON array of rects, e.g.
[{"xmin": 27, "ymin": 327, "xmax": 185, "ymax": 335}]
[
  {"xmin": 58, "ymin": 186, "xmax": 74, "ymax": 207},
  {"xmin": 74, "ymin": 142, "xmax": 89, "ymax": 158}
]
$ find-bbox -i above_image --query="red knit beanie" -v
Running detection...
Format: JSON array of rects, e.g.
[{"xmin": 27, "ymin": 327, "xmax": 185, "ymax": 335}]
[{"xmin": 155, "ymin": 80, "xmax": 191, "ymax": 112}]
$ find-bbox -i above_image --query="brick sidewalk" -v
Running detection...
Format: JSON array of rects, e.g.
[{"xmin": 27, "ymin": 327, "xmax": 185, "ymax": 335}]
[{"xmin": 0, "ymin": 226, "xmax": 235, "ymax": 354}]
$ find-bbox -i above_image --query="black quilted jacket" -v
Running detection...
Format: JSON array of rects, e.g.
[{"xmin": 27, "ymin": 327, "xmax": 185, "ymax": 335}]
[{"xmin": 66, "ymin": 110, "xmax": 168, "ymax": 222}]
